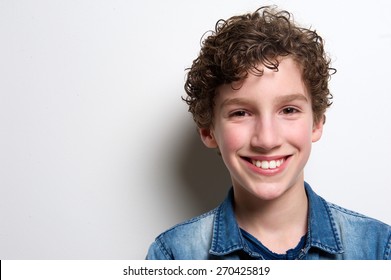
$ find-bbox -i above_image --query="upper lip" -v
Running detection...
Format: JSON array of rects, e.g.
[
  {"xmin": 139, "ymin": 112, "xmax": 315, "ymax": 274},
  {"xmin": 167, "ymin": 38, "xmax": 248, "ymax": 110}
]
[{"xmin": 242, "ymin": 155, "xmax": 290, "ymax": 161}]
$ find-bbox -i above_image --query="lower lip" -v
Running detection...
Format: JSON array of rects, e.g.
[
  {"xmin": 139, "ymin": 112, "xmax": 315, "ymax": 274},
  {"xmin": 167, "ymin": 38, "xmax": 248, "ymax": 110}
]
[{"xmin": 244, "ymin": 157, "xmax": 290, "ymax": 176}]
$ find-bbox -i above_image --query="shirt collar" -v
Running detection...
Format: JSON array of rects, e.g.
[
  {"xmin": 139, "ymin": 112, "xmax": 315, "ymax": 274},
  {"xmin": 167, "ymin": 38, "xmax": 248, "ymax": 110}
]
[
  {"xmin": 209, "ymin": 182, "xmax": 344, "ymax": 257},
  {"xmin": 304, "ymin": 182, "xmax": 344, "ymax": 254},
  {"xmin": 209, "ymin": 188, "xmax": 244, "ymax": 256}
]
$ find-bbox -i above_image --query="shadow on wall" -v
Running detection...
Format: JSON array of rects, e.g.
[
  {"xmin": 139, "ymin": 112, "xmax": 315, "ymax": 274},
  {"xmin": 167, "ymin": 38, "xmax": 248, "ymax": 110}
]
[{"xmin": 173, "ymin": 126, "xmax": 231, "ymax": 217}]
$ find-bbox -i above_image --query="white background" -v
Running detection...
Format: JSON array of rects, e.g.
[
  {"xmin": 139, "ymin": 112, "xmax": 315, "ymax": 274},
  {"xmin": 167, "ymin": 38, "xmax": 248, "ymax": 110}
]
[{"xmin": 1, "ymin": 0, "xmax": 390, "ymax": 259}]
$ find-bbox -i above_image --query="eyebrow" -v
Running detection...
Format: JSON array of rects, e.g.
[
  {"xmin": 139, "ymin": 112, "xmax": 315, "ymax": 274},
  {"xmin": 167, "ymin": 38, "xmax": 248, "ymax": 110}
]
[
  {"xmin": 219, "ymin": 97, "xmax": 253, "ymax": 109},
  {"xmin": 219, "ymin": 93, "xmax": 309, "ymax": 109},
  {"xmin": 274, "ymin": 93, "xmax": 309, "ymax": 105}
]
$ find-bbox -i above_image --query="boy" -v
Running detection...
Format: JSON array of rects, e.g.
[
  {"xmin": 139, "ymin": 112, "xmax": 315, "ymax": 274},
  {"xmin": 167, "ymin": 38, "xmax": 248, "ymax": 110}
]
[{"xmin": 146, "ymin": 6, "xmax": 391, "ymax": 260}]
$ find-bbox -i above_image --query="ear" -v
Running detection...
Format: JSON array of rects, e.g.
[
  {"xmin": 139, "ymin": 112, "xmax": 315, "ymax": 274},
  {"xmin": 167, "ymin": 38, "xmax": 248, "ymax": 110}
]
[
  {"xmin": 199, "ymin": 127, "xmax": 218, "ymax": 148},
  {"xmin": 311, "ymin": 116, "xmax": 324, "ymax": 143}
]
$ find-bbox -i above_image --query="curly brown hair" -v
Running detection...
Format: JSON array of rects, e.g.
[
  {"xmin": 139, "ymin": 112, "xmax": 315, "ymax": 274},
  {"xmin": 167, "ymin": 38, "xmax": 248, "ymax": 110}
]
[{"xmin": 183, "ymin": 6, "xmax": 335, "ymax": 128}]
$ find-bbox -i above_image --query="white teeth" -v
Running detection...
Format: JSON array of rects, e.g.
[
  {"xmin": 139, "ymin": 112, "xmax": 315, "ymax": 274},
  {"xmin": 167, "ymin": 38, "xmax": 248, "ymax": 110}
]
[
  {"xmin": 261, "ymin": 161, "xmax": 269, "ymax": 169},
  {"xmin": 252, "ymin": 159, "xmax": 284, "ymax": 170}
]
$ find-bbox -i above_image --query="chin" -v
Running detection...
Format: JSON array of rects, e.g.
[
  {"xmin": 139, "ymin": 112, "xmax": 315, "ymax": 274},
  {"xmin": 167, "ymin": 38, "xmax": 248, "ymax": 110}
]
[
  {"xmin": 254, "ymin": 188, "xmax": 286, "ymax": 201},
  {"xmin": 242, "ymin": 182, "xmax": 290, "ymax": 201}
]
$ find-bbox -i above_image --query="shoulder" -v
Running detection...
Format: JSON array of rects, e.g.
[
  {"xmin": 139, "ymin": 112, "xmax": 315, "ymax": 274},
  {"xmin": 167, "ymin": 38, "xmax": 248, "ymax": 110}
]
[
  {"xmin": 328, "ymin": 202, "xmax": 390, "ymax": 229},
  {"xmin": 146, "ymin": 208, "xmax": 217, "ymax": 260},
  {"xmin": 327, "ymin": 202, "xmax": 391, "ymax": 259},
  {"xmin": 157, "ymin": 208, "xmax": 216, "ymax": 242}
]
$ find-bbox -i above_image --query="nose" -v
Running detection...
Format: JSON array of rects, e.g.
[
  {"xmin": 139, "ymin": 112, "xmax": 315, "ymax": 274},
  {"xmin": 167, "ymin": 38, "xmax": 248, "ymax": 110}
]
[{"xmin": 250, "ymin": 116, "xmax": 282, "ymax": 152}]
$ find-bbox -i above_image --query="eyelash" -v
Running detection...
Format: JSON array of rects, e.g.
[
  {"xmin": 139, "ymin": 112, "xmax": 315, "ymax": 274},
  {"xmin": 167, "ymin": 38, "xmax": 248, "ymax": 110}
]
[
  {"xmin": 229, "ymin": 110, "xmax": 249, "ymax": 118},
  {"xmin": 281, "ymin": 107, "xmax": 300, "ymax": 115}
]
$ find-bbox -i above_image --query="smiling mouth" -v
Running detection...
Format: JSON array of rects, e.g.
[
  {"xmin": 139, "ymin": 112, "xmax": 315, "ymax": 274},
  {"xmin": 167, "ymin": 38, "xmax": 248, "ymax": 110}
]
[{"xmin": 244, "ymin": 157, "xmax": 287, "ymax": 170}]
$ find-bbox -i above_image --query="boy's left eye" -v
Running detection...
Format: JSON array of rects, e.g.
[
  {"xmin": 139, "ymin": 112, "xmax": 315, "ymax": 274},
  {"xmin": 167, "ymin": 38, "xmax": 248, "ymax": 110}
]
[{"xmin": 282, "ymin": 107, "xmax": 299, "ymax": 114}]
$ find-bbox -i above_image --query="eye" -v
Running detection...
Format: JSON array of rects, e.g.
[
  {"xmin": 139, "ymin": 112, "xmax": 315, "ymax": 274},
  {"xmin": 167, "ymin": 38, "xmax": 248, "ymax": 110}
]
[
  {"xmin": 281, "ymin": 107, "xmax": 299, "ymax": 115},
  {"xmin": 229, "ymin": 110, "xmax": 248, "ymax": 117}
]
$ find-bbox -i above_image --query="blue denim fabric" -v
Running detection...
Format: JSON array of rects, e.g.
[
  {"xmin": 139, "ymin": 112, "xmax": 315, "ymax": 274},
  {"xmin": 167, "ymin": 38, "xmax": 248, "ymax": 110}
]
[{"xmin": 146, "ymin": 182, "xmax": 391, "ymax": 260}]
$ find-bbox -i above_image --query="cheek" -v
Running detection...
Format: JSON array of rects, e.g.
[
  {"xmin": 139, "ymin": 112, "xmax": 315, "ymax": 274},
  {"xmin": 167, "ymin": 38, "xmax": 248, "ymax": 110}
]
[
  {"xmin": 215, "ymin": 125, "xmax": 247, "ymax": 154},
  {"xmin": 286, "ymin": 122, "xmax": 314, "ymax": 150}
]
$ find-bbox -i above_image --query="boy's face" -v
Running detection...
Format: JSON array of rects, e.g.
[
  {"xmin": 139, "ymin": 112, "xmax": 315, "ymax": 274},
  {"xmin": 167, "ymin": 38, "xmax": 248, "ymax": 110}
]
[{"xmin": 199, "ymin": 57, "xmax": 323, "ymax": 203}]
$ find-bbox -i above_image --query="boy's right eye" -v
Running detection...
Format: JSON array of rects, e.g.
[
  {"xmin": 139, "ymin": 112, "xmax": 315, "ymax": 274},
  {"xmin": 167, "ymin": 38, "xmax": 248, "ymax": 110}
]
[{"xmin": 229, "ymin": 110, "xmax": 248, "ymax": 117}]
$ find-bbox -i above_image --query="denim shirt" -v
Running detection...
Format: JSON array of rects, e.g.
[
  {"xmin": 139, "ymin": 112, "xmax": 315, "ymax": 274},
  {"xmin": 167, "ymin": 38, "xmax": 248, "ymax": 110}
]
[{"xmin": 146, "ymin": 182, "xmax": 391, "ymax": 260}]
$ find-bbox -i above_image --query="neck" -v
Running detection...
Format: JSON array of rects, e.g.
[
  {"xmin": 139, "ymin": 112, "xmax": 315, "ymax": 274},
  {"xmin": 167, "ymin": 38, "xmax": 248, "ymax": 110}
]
[{"xmin": 234, "ymin": 182, "xmax": 308, "ymax": 254}]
